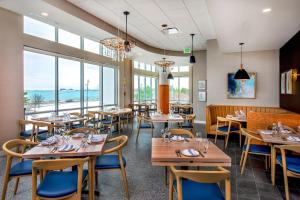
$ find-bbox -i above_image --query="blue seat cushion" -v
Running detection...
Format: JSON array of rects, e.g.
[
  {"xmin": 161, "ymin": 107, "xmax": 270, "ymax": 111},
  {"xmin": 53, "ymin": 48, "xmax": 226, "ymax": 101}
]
[
  {"xmin": 217, "ymin": 126, "xmax": 239, "ymax": 132},
  {"xmin": 95, "ymin": 155, "xmax": 126, "ymax": 169},
  {"xmin": 139, "ymin": 123, "xmax": 152, "ymax": 129},
  {"xmin": 102, "ymin": 120, "xmax": 118, "ymax": 124},
  {"xmin": 37, "ymin": 170, "xmax": 88, "ymax": 198},
  {"xmin": 9, "ymin": 160, "xmax": 33, "ymax": 176},
  {"xmin": 242, "ymin": 144, "xmax": 271, "ymax": 154},
  {"xmin": 71, "ymin": 123, "xmax": 84, "ymax": 129},
  {"xmin": 37, "ymin": 133, "xmax": 48, "ymax": 141},
  {"xmin": 20, "ymin": 129, "xmax": 47, "ymax": 138},
  {"xmin": 181, "ymin": 122, "xmax": 193, "ymax": 128},
  {"xmin": 173, "ymin": 179, "xmax": 224, "ymax": 200},
  {"xmin": 277, "ymin": 155, "xmax": 300, "ymax": 174}
]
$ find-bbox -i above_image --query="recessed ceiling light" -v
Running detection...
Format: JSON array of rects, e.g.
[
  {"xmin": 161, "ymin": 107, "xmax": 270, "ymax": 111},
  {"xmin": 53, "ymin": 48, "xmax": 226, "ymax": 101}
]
[
  {"xmin": 161, "ymin": 24, "xmax": 179, "ymax": 35},
  {"xmin": 41, "ymin": 12, "xmax": 48, "ymax": 17},
  {"xmin": 262, "ymin": 8, "xmax": 272, "ymax": 13}
]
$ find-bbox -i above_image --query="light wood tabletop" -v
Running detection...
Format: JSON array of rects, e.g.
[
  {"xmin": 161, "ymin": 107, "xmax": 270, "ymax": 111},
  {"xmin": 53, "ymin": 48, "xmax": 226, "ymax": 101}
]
[
  {"xmin": 226, "ymin": 115, "xmax": 247, "ymax": 123},
  {"xmin": 23, "ymin": 134, "xmax": 107, "ymax": 159},
  {"xmin": 100, "ymin": 108, "xmax": 132, "ymax": 115},
  {"xmin": 258, "ymin": 130, "xmax": 300, "ymax": 145},
  {"xmin": 32, "ymin": 116, "xmax": 86, "ymax": 125},
  {"xmin": 151, "ymin": 138, "xmax": 231, "ymax": 167},
  {"xmin": 151, "ymin": 114, "xmax": 184, "ymax": 123}
]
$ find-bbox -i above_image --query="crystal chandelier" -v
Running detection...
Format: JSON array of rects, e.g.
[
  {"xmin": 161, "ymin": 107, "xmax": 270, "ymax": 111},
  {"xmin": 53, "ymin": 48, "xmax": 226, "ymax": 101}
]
[
  {"xmin": 154, "ymin": 58, "xmax": 175, "ymax": 72},
  {"xmin": 100, "ymin": 11, "xmax": 135, "ymax": 62}
]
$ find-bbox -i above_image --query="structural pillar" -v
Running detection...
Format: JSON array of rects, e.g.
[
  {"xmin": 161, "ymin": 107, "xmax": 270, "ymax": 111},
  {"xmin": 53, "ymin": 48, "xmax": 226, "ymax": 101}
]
[{"xmin": 158, "ymin": 69, "xmax": 169, "ymax": 114}]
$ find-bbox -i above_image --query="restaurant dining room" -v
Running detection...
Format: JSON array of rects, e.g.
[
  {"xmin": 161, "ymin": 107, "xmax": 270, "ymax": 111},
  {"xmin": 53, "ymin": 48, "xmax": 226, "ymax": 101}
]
[{"xmin": 1, "ymin": 0, "xmax": 300, "ymax": 200}]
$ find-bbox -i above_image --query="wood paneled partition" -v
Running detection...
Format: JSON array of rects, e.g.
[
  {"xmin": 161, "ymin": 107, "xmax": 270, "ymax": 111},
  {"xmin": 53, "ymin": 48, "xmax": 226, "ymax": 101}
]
[{"xmin": 158, "ymin": 85, "xmax": 169, "ymax": 114}]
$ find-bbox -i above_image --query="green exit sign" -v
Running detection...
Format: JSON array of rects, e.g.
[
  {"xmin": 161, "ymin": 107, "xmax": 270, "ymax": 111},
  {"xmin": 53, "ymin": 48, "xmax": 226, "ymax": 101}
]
[{"xmin": 183, "ymin": 48, "xmax": 191, "ymax": 54}]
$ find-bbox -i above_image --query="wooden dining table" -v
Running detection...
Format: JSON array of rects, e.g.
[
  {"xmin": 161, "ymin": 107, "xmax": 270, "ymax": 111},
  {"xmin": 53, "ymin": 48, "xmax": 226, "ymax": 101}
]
[
  {"xmin": 32, "ymin": 115, "xmax": 86, "ymax": 125},
  {"xmin": 100, "ymin": 108, "xmax": 132, "ymax": 133},
  {"xmin": 258, "ymin": 129, "xmax": 300, "ymax": 185},
  {"xmin": 151, "ymin": 138, "xmax": 231, "ymax": 167},
  {"xmin": 23, "ymin": 134, "xmax": 108, "ymax": 200}
]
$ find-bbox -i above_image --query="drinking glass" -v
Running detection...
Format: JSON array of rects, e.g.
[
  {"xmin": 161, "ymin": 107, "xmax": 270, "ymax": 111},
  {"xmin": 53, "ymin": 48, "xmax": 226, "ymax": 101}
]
[
  {"xmin": 165, "ymin": 129, "xmax": 171, "ymax": 142},
  {"xmin": 161, "ymin": 129, "xmax": 166, "ymax": 142},
  {"xmin": 203, "ymin": 139, "xmax": 209, "ymax": 154}
]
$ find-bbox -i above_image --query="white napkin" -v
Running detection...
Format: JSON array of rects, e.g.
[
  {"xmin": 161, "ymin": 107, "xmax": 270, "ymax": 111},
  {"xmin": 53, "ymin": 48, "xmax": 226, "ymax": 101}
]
[
  {"xmin": 58, "ymin": 144, "xmax": 74, "ymax": 152},
  {"xmin": 41, "ymin": 136, "xmax": 58, "ymax": 146},
  {"xmin": 181, "ymin": 149, "xmax": 200, "ymax": 157},
  {"xmin": 170, "ymin": 135, "xmax": 185, "ymax": 141},
  {"xmin": 287, "ymin": 136, "xmax": 300, "ymax": 142},
  {"xmin": 72, "ymin": 133, "xmax": 85, "ymax": 138},
  {"xmin": 259, "ymin": 130, "xmax": 273, "ymax": 135},
  {"xmin": 88, "ymin": 135, "xmax": 104, "ymax": 143}
]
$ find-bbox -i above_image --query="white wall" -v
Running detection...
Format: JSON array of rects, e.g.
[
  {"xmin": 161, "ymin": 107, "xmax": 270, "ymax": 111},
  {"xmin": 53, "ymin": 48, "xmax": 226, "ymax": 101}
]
[
  {"xmin": 0, "ymin": 8, "xmax": 23, "ymax": 146},
  {"xmin": 207, "ymin": 39, "xmax": 279, "ymax": 107},
  {"xmin": 192, "ymin": 51, "xmax": 207, "ymax": 122}
]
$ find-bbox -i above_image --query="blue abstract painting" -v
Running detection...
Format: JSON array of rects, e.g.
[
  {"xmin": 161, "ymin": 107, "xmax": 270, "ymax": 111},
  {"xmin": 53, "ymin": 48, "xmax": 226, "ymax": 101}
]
[{"xmin": 227, "ymin": 73, "xmax": 256, "ymax": 99}]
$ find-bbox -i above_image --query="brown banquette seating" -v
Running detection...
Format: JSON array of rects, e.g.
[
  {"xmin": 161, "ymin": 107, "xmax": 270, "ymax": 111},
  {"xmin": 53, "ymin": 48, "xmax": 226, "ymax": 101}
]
[{"xmin": 206, "ymin": 105, "xmax": 288, "ymax": 136}]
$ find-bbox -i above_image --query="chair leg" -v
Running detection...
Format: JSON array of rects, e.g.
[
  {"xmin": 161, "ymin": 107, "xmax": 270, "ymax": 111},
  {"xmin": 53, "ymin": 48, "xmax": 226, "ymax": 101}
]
[
  {"xmin": 265, "ymin": 155, "xmax": 268, "ymax": 170},
  {"xmin": 168, "ymin": 167, "xmax": 173, "ymax": 200},
  {"xmin": 214, "ymin": 133, "xmax": 218, "ymax": 143},
  {"xmin": 13, "ymin": 177, "xmax": 20, "ymax": 195},
  {"xmin": 239, "ymin": 132, "xmax": 242, "ymax": 147},
  {"xmin": 283, "ymin": 169, "xmax": 289, "ymax": 200},
  {"xmin": 136, "ymin": 128, "xmax": 141, "ymax": 143},
  {"xmin": 241, "ymin": 151, "xmax": 249, "ymax": 174},
  {"xmin": 151, "ymin": 128, "xmax": 154, "ymax": 138},
  {"xmin": 120, "ymin": 167, "xmax": 129, "ymax": 199},
  {"xmin": 2, "ymin": 157, "xmax": 12, "ymax": 200},
  {"xmin": 239, "ymin": 152, "xmax": 245, "ymax": 167},
  {"xmin": 225, "ymin": 134, "xmax": 229, "ymax": 149},
  {"xmin": 95, "ymin": 172, "xmax": 99, "ymax": 187}
]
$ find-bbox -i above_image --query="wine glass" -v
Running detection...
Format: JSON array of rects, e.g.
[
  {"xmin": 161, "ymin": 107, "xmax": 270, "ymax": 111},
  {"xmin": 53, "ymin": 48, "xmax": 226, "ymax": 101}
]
[
  {"xmin": 203, "ymin": 139, "xmax": 209, "ymax": 154},
  {"xmin": 165, "ymin": 128, "xmax": 171, "ymax": 142}
]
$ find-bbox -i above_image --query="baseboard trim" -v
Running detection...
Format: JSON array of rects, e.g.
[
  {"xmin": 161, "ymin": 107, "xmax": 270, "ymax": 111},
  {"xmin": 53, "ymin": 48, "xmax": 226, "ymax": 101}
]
[{"xmin": 195, "ymin": 120, "xmax": 206, "ymax": 124}]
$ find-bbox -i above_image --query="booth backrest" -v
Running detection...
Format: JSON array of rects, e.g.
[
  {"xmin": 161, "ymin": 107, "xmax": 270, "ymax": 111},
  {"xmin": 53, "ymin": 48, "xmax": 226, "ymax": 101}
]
[{"xmin": 206, "ymin": 105, "xmax": 288, "ymax": 134}]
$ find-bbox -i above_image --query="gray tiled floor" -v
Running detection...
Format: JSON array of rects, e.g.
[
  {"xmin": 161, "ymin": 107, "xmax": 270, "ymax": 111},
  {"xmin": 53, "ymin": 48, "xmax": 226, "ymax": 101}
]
[{"xmin": 0, "ymin": 122, "xmax": 300, "ymax": 200}]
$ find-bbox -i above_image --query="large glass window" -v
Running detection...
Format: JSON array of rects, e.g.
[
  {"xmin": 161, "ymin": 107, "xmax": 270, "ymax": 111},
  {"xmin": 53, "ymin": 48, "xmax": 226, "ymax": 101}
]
[
  {"xmin": 179, "ymin": 77, "xmax": 189, "ymax": 102},
  {"xmin": 58, "ymin": 58, "xmax": 81, "ymax": 110},
  {"xmin": 84, "ymin": 38, "xmax": 100, "ymax": 54},
  {"xmin": 24, "ymin": 16, "xmax": 55, "ymax": 41},
  {"xmin": 58, "ymin": 29, "xmax": 81, "ymax": 49},
  {"xmin": 103, "ymin": 67, "xmax": 115, "ymax": 105},
  {"xmin": 84, "ymin": 63, "xmax": 101, "ymax": 108},
  {"xmin": 134, "ymin": 75, "xmax": 157, "ymax": 103},
  {"xmin": 139, "ymin": 76, "xmax": 145, "ymax": 102},
  {"xmin": 24, "ymin": 51, "xmax": 55, "ymax": 114},
  {"xmin": 145, "ymin": 77, "xmax": 151, "ymax": 101},
  {"xmin": 170, "ymin": 77, "xmax": 179, "ymax": 102},
  {"xmin": 151, "ymin": 77, "xmax": 156, "ymax": 101},
  {"xmin": 134, "ymin": 75, "xmax": 139, "ymax": 102}
]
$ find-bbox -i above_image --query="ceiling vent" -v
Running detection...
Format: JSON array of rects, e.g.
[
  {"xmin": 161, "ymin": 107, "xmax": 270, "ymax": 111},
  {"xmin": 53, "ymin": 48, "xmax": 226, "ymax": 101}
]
[{"xmin": 161, "ymin": 24, "xmax": 179, "ymax": 35}]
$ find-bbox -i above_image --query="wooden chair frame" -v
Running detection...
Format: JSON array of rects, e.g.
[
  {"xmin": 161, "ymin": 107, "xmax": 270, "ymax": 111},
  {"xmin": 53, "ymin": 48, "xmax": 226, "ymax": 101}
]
[
  {"xmin": 95, "ymin": 135, "xmax": 129, "ymax": 199},
  {"xmin": 215, "ymin": 117, "xmax": 241, "ymax": 149},
  {"xmin": 19, "ymin": 119, "xmax": 36, "ymax": 140},
  {"xmin": 179, "ymin": 114, "xmax": 196, "ymax": 134},
  {"xmin": 240, "ymin": 128, "xmax": 271, "ymax": 174},
  {"xmin": 136, "ymin": 115, "xmax": 154, "ymax": 143},
  {"xmin": 32, "ymin": 157, "xmax": 89, "ymax": 200},
  {"xmin": 272, "ymin": 145, "xmax": 300, "ymax": 200},
  {"xmin": 33, "ymin": 121, "xmax": 55, "ymax": 142},
  {"xmin": 169, "ymin": 166, "xmax": 231, "ymax": 200},
  {"xmin": 99, "ymin": 112, "xmax": 119, "ymax": 134},
  {"xmin": 169, "ymin": 129, "xmax": 194, "ymax": 138},
  {"xmin": 2, "ymin": 139, "xmax": 38, "ymax": 200}
]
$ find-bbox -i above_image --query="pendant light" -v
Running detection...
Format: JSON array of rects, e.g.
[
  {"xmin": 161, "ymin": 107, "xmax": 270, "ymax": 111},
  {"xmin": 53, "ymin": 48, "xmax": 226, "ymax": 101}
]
[
  {"xmin": 190, "ymin": 34, "xmax": 196, "ymax": 64},
  {"xmin": 167, "ymin": 71, "xmax": 174, "ymax": 79},
  {"xmin": 234, "ymin": 43, "xmax": 250, "ymax": 80},
  {"xmin": 124, "ymin": 11, "xmax": 131, "ymax": 53}
]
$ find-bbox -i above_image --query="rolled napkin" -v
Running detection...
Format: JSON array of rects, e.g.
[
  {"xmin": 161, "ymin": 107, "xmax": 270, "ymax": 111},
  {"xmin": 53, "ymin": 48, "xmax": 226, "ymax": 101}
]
[
  {"xmin": 259, "ymin": 130, "xmax": 273, "ymax": 135},
  {"xmin": 88, "ymin": 135, "xmax": 104, "ymax": 143},
  {"xmin": 58, "ymin": 144, "xmax": 75, "ymax": 152},
  {"xmin": 41, "ymin": 136, "xmax": 58, "ymax": 146},
  {"xmin": 280, "ymin": 129, "xmax": 292, "ymax": 134},
  {"xmin": 170, "ymin": 135, "xmax": 185, "ymax": 141},
  {"xmin": 181, "ymin": 149, "xmax": 200, "ymax": 157},
  {"xmin": 287, "ymin": 136, "xmax": 300, "ymax": 142},
  {"xmin": 72, "ymin": 133, "xmax": 85, "ymax": 138}
]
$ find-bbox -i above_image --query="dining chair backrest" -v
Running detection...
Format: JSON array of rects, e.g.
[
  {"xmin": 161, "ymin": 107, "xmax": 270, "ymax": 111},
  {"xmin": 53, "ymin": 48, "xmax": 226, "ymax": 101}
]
[
  {"xmin": 169, "ymin": 129, "xmax": 194, "ymax": 138},
  {"xmin": 241, "ymin": 128, "xmax": 263, "ymax": 142},
  {"xmin": 67, "ymin": 127, "xmax": 98, "ymax": 135},
  {"xmin": 32, "ymin": 157, "xmax": 89, "ymax": 200},
  {"xmin": 217, "ymin": 116, "xmax": 231, "ymax": 129},
  {"xmin": 33, "ymin": 121, "xmax": 55, "ymax": 142},
  {"xmin": 2, "ymin": 139, "xmax": 38, "ymax": 159},
  {"xmin": 69, "ymin": 112, "xmax": 81, "ymax": 117},
  {"xmin": 103, "ymin": 135, "xmax": 128, "ymax": 154},
  {"xmin": 19, "ymin": 119, "xmax": 36, "ymax": 139},
  {"xmin": 170, "ymin": 166, "xmax": 231, "ymax": 200}
]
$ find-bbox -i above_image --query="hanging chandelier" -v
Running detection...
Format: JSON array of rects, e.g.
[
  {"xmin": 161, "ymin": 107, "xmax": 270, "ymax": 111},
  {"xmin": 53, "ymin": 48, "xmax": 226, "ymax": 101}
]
[
  {"xmin": 100, "ymin": 11, "xmax": 135, "ymax": 62},
  {"xmin": 154, "ymin": 58, "xmax": 175, "ymax": 72}
]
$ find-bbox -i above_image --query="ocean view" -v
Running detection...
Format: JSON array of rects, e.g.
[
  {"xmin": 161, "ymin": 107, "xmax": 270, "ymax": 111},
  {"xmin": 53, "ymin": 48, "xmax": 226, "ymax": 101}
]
[{"xmin": 25, "ymin": 90, "xmax": 100, "ymax": 102}]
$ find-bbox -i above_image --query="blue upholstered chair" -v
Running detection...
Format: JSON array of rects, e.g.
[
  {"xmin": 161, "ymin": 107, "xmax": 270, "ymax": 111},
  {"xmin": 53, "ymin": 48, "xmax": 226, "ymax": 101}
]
[
  {"xmin": 33, "ymin": 121, "xmax": 55, "ymax": 142},
  {"xmin": 69, "ymin": 112, "xmax": 84, "ymax": 129},
  {"xmin": 32, "ymin": 158, "xmax": 89, "ymax": 200},
  {"xmin": 95, "ymin": 135, "xmax": 129, "ymax": 199},
  {"xmin": 240, "ymin": 129, "xmax": 271, "ymax": 174},
  {"xmin": 215, "ymin": 117, "xmax": 241, "ymax": 148},
  {"xmin": 136, "ymin": 115, "xmax": 154, "ymax": 143},
  {"xmin": 273, "ymin": 145, "xmax": 300, "ymax": 200},
  {"xmin": 179, "ymin": 114, "xmax": 196, "ymax": 135},
  {"xmin": 19, "ymin": 119, "xmax": 48, "ymax": 141},
  {"xmin": 169, "ymin": 166, "xmax": 231, "ymax": 200},
  {"xmin": 2, "ymin": 139, "xmax": 38, "ymax": 200}
]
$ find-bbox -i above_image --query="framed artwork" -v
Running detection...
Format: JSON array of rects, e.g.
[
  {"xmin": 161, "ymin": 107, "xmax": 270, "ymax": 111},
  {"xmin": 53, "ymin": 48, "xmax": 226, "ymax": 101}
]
[
  {"xmin": 227, "ymin": 72, "xmax": 256, "ymax": 99},
  {"xmin": 286, "ymin": 69, "xmax": 293, "ymax": 94},
  {"xmin": 198, "ymin": 80, "xmax": 206, "ymax": 90},
  {"xmin": 198, "ymin": 91, "xmax": 206, "ymax": 102},
  {"xmin": 281, "ymin": 72, "xmax": 286, "ymax": 94}
]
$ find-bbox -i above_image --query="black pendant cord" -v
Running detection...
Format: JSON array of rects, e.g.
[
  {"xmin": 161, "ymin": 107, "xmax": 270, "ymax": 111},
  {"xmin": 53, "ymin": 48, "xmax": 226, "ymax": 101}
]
[
  {"xmin": 191, "ymin": 34, "xmax": 194, "ymax": 56},
  {"xmin": 125, "ymin": 13, "xmax": 128, "ymax": 41},
  {"xmin": 240, "ymin": 42, "xmax": 244, "ymax": 69}
]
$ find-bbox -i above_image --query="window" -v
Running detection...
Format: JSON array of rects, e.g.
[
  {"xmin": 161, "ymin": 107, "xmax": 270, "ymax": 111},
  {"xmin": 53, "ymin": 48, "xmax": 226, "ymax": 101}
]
[
  {"xmin": 152, "ymin": 77, "xmax": 156, "ymax": 101},
  {"xmin": 134, "ymin": 75, "xmax": 139, "ymax": 102},
  {"xmin": 152, "ymin": 65, "xmax": 156, "ymax": 72},
  {"xmin": 102, "ymin": 46, "xmax": 114, "ymax": 58},
  {"xmin": 171, "ymin": 66, "xmax": 178, "ymax": 72},
  {"xmin": 24, "ymin": 16, "xmax": 55, "ymax": 41},
  {"xmin": 146, "ymin": 64, "xmax": 151, "ymax": 71},
  {"xmin": 24, "ymin": 51, "xmax": 55, "ymax": 114},
  {"xmin": 58, "ymin": 58, "xmax": 81, "ymax": 110},
  {"xmin": 134, "ymin": 61, "xmax": 139, "ymax": 68},
  {"xmin": 170, "ymin": 77, "xmax": 179, "ymax": 102},
  {"xmin": 58, "ymin": 29, "xmax": 81, "ymax": 49},
  {"xmin": 84, "ymin": 63, "xmax": 101, "ymax": 108},
  {"xmin": 139, "ymin": 76, "xmax": 145, "ymax": 102},
  {"xmin": 145, "ymin": 77, "xmax": 151, "ymax": 101},
  {"xmin": 140, "ymin": 63, "xmax": 145, "ymax": 70},
  {"xmin": 103, "ymin": 67, "xmax": 116, "ymax": 105},
  {"xmin": 179, "ymin": 66, "xmax": 190, "ymax": 72},
  {"xmin": 84, "ymin": 38, "xmax": 100, "ymax": 54},
  {"xmin": 169, "ymin": 77, "xmax": 190, "ymax": 102}
]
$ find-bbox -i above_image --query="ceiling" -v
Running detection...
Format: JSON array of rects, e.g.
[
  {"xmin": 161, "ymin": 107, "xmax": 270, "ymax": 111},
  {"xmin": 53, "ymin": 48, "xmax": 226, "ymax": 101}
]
[
  {"xmin": 67, "ymin": 0, "xmax": 215, "ymax": 51},
  {"xmin": 0, "ymin": 0, "xmax": 299, "ymax": 53}
]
